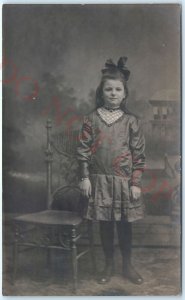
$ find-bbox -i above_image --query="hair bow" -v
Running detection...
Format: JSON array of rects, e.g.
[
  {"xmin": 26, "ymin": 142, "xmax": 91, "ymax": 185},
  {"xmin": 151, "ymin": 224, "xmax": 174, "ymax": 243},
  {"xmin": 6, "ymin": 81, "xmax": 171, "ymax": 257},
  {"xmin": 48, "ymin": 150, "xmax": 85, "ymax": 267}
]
[{"xmin": 102, "ymin": 57, "xmax": 130, "ymax": 81}]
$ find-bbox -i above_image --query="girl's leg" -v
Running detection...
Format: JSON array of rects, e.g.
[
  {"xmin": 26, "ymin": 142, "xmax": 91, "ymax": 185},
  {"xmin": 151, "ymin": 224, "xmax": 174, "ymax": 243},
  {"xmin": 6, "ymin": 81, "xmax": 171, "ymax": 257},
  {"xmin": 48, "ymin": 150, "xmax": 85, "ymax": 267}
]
[
  {"xmin": 98, "ymin": 220, "xmax": 114, "ymax": 284},
  {"xmin": 116, "ymin": 221, "xmax": 143, "ymax": 284}
]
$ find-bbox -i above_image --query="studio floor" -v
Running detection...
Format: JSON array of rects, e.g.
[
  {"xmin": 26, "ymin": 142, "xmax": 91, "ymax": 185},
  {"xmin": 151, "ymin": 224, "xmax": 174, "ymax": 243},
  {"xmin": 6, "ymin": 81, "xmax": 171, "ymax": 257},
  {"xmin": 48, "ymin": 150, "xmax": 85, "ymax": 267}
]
[{"xmin": 3, "ymin": 244, "xmax": 181, "ymax": 296}]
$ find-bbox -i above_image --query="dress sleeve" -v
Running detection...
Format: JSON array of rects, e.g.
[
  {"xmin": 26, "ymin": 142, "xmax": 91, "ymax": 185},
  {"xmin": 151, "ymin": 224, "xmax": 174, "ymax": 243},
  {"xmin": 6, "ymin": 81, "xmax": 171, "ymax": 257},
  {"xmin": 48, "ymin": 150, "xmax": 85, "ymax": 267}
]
[
  {"xmin": 76, "ymin": 115, "xmax": 93, "ymax": 178},
  {"xmin": 129, "ymin": 117, "xmax": 146, "ymax": 187}
]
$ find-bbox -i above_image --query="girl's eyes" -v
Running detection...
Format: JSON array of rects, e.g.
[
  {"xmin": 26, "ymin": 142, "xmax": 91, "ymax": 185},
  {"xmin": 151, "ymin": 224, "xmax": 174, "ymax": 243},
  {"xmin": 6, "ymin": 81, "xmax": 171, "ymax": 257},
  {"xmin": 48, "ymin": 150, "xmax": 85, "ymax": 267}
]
[{"xmin": 104, "ymin": 88, "xmax": 123, "ymax": 92}]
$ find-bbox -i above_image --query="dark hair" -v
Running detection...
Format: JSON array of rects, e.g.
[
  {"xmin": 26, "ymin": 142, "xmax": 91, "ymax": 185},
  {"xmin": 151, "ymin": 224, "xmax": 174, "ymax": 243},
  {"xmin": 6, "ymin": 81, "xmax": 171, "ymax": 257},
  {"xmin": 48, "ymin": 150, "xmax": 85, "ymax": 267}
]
[{"xmin": 95, "ymin": 75, "xmax": 129, "ymax": 112}]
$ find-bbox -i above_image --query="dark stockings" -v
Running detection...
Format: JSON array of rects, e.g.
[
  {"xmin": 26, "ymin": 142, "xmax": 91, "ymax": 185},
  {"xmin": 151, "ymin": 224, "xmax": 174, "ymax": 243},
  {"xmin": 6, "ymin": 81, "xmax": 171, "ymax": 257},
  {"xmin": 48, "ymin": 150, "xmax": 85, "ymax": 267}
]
[
  {"xmin": 116, "ymin": 221, "xmax": 132, "ymax": 267},
  {"xmin": 117, "ymin": 221, "xmax": 143, "ymax": 284},
  {"xmin": 98, "ymin": 221, "xmax": 114, "ymax": 283},
  {"xmin": 99, "ymin": 220, "xmax": 132, "ymax": 265},
  {"xmin": 99, "ymin": 220, "xmax": 143, "ymax": 284},
  {"xmin": 99, "ymin": 221, "xmax": 114, "ymax": 264}
]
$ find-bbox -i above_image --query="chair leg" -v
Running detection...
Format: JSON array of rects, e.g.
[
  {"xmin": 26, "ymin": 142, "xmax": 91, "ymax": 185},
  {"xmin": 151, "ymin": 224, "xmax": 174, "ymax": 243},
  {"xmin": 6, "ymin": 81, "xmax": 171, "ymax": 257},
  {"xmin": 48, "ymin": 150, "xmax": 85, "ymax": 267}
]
[
  {"xmin": 47, "ymin": 248, "xmax": 51, "ymax": 269},
  {"xmin": 71, "ymin": 228, "xmax": 78, "ymax": 293},
  {"xmin": 87, "ymin": 221, "xmax": 96, "ymax": 274},
  {"xmin": 12, "ymin": 224, "xmax": 19, "ymax": 284}
]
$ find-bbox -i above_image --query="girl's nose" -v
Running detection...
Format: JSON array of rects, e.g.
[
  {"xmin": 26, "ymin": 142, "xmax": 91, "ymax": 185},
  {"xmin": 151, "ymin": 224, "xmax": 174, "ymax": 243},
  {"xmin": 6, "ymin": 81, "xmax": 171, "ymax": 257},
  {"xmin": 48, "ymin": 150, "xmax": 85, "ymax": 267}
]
[{"xmin": 111, "ymin": 89, "xmax": 116, "ymax": 96}]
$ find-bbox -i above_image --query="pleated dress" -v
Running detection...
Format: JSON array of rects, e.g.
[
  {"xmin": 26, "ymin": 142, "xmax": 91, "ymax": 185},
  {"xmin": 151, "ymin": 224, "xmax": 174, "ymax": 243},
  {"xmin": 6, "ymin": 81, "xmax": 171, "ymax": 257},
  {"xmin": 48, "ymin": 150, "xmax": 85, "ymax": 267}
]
[{"xmin": 77, "ymin": 107, "xmax": 146, "ymax": 222}]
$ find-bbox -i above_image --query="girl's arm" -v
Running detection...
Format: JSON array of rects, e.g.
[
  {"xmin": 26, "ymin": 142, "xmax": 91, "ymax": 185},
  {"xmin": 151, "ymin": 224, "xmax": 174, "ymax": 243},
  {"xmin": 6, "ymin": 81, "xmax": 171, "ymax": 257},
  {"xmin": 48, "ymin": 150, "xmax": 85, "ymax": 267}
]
[
  {"xmin": 129, "ymin": 116, "xmax": 146, "ymax": 190},
  {"xmin": 77, "ymin": 115, "xmax": 93, "ymax": 197}
]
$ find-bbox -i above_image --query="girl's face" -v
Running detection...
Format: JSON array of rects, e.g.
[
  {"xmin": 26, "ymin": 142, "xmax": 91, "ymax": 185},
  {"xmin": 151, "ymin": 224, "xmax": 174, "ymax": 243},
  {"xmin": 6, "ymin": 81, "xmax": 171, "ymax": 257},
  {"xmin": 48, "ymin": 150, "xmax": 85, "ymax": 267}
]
[{"xmin": 102, "ymin": 79, "xmax": 125, "ymax": 108}]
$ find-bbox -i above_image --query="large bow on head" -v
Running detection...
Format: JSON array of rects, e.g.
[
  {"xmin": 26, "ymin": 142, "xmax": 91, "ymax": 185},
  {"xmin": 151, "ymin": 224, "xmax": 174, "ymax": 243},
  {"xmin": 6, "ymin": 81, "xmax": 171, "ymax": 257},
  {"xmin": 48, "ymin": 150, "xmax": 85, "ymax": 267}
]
[{"xmin": 102, "ymin": 57, "xmax": 130, "ymax": 81}]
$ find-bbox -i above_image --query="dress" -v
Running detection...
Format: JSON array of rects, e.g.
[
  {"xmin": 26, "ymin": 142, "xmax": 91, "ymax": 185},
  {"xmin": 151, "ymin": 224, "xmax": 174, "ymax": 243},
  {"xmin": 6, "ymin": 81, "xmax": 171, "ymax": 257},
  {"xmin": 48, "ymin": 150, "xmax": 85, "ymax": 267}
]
[{"xmin": 77, "ymin": 107, "xmax": 146, "ymax": 222}]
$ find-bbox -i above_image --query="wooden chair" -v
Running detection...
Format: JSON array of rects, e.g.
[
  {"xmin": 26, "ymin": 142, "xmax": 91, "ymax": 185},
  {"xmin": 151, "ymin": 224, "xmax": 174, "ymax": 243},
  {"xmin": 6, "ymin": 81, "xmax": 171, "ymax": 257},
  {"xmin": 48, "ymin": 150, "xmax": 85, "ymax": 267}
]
[{"xmin": 12, "ymin": 120, "xmax": 95, "ymax": 293}]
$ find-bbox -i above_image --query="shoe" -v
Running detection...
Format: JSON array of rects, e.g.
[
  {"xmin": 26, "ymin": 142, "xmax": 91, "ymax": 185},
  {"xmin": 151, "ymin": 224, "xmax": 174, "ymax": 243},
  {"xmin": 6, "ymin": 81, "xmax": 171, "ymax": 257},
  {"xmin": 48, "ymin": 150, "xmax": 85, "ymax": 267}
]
[
  {"xmin": 97, "ymin": 264, "xmax": 113, "ymax": 284},
  {"xmin": 123, "ymin": 263, "xmax": 143, "ymax": 285}
]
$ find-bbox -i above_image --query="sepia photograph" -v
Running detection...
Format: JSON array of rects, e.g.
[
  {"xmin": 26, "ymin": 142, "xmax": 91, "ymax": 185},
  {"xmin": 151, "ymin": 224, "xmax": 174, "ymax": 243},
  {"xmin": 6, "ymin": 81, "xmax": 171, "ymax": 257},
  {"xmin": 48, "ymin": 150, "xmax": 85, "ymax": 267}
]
[{"xmin": 2, "ymin": 4, "xmax": 181, "ymax": 296}]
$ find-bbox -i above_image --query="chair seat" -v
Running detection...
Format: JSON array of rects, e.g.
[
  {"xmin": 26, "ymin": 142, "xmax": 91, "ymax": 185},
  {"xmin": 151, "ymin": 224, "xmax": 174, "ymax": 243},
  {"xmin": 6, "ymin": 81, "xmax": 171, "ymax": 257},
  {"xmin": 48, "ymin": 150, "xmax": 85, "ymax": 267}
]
[{"xmin": 14, "ymin": 210, "xmax": 83, "ymax": 226}]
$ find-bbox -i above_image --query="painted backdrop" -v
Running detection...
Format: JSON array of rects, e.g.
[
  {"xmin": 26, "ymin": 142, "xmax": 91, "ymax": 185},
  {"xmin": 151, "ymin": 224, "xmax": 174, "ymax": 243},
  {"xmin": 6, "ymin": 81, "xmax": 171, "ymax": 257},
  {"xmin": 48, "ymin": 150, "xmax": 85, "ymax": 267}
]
[{"xmin": 3, "ymin": 4, "xmax": 181, "ymax": 213}]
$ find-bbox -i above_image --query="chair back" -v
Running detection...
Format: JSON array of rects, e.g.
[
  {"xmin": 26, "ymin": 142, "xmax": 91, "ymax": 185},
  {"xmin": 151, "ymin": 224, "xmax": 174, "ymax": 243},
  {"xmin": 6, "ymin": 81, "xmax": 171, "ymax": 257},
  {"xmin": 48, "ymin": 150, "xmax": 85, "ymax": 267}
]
[
  {"xmin": 45, "ymin": 119, "xmax": 82, "ymax": 210},
  {"xmin": 51, "ymin": 185, "xmax": 87, "ymax": 216}
]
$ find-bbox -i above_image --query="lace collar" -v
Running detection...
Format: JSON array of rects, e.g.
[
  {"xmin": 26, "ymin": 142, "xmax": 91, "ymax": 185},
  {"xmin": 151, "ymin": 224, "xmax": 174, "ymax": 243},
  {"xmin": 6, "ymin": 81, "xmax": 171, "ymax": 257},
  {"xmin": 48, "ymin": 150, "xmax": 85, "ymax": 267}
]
[{"xmin": 96, "ymin": 106, "xmax": 124, "ymax": 126}]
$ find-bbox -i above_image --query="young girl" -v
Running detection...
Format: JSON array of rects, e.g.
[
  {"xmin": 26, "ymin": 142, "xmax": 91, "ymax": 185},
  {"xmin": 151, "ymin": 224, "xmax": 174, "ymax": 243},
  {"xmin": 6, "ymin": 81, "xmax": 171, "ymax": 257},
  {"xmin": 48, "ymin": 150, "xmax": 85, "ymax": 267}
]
[{"xmin": 77, "ymin": 57, "xmax": 145, "ymax": 285}]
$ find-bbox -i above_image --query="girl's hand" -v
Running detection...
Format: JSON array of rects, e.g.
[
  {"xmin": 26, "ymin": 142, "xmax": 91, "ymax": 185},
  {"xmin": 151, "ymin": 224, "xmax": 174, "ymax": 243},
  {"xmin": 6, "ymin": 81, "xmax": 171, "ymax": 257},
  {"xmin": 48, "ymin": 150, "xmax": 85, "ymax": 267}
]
[
  {"xmin": 79, "ymin": 178, "xmax": 92, "ymax": 198},
  {"xmin": 130, "ymin": 186, "xmax": 141, "ymax": 200}
]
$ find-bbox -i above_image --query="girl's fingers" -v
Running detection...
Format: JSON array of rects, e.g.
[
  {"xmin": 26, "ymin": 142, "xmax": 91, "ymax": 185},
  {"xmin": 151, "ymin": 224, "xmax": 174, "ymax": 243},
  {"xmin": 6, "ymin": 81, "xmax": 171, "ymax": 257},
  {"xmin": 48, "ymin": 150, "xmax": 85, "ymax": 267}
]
[
  {"xmin": 82, "ymin": 189, "xmax": 88, "ymax": 198},
  {"xmin": 131, "ymin": 186, "xmax": 141, "ymax": 200},
  {"xmin": 133, "ymin": 192, "xmax": 140, "ymax": 200},
  {"xmin": 79, "ymin": 179, "xmax": 91, "ymax": 198},
  {"xmin": 88, "ymin": 184, "xmax": 92, "ymax": 197},
  {"xmin": 82, "ymin": 189, "xmax": 86, "ymax": 196}
]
